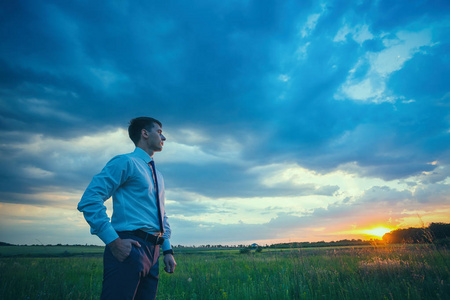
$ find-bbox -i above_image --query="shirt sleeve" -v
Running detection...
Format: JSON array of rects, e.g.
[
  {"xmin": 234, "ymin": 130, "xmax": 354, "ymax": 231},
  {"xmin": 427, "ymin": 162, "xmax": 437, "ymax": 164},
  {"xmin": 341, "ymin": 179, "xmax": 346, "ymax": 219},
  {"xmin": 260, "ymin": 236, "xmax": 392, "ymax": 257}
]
[
  {"xmin": 162, "ymin": 211, "xmax": 172, "ymax": 252},
  {"xmin": 77, "ymin": 155, "xmax": 131, "ymax": 245},
  {"xmin": 159, "ymin": 174, "xmax": 172, "ymax": 252}
]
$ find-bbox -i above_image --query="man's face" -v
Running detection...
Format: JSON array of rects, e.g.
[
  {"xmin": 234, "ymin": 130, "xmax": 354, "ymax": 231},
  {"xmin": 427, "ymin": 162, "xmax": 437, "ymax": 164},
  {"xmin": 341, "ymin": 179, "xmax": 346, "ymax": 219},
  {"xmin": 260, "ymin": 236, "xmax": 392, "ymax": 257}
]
[{"xmin": 144, "ymin": 123, "xmax": 166, "ymax": 152}]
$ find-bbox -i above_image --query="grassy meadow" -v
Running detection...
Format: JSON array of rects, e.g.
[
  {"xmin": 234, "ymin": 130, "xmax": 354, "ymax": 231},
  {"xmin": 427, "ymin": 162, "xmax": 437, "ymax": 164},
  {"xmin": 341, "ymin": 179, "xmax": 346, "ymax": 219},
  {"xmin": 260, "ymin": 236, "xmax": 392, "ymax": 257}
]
[{"xmin": 0, "ymin": 244, "xmax": 449, "ymax": 299}]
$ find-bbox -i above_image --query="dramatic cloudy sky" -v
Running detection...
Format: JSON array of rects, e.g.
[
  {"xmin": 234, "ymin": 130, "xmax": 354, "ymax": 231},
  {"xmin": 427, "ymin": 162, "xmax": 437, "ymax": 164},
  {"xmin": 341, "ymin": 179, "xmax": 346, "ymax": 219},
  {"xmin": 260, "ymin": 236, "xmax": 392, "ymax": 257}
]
[{"xmin": 1, "ymin": 0, "xmax": 449, "ymax": 246}]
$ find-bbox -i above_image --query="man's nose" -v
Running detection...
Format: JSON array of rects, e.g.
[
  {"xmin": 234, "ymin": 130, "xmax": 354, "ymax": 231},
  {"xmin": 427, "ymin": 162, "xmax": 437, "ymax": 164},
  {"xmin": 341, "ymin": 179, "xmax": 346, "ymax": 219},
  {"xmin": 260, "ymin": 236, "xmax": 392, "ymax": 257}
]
[{"xmin": 161, "ymin": 134, "xmax": 166, "ymax": 141}]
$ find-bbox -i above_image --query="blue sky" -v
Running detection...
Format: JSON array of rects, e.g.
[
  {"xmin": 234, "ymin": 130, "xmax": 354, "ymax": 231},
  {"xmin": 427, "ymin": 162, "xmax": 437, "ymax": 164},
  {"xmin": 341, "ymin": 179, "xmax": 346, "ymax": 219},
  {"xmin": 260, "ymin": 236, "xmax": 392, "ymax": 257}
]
[{"xmin": 1, "ymin": 0, "xmax": 449, "ymax": 246}]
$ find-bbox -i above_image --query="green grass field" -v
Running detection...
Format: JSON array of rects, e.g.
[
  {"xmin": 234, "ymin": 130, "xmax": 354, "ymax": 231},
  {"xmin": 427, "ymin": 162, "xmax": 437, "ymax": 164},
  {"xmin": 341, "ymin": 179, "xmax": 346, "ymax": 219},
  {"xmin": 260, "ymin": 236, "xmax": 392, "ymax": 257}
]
[{"xmin": 1, "ymin": 244, "xmax": 449, "ymax": 299}]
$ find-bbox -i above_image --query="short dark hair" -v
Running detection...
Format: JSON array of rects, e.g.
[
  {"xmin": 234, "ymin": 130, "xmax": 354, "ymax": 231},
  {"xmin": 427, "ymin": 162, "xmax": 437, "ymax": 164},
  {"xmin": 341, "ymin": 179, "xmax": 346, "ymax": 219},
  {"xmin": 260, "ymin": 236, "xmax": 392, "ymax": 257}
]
[{"xmin": 128, "ymin": 117, "xmax": 162, "ymax": 145}]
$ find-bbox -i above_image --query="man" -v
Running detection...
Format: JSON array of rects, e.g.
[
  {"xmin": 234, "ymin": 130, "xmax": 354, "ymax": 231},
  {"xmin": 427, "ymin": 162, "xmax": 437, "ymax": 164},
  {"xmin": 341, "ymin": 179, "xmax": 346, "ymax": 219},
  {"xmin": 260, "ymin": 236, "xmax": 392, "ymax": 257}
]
[{"xmin": 77, "ymin": 117, "xmax": 176, "ymax": 300}]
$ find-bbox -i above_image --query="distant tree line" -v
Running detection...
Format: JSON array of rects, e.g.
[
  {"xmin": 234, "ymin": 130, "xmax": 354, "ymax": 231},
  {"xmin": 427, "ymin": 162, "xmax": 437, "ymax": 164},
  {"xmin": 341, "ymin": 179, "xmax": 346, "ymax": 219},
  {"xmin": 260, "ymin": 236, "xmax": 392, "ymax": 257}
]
[
  {"xmin": 0, "ymin": 241, "xmax": 14, "ymax": 246},
  {"xmin": 269, "ymin": 239, "xmax": 371, "ymax": 249},
  {"xmin": 174, "ymin": 244, "xmax": 248, "ymax": 249},
  {"xmin": 382, "ymin": 222, "xmax": 450, "ymax": 244}
]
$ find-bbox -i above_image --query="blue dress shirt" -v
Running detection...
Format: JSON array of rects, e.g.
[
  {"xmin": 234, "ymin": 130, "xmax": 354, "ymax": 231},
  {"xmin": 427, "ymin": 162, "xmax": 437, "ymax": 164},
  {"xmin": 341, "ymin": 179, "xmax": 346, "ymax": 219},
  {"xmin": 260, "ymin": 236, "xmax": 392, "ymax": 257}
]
[{"xmin": 77, "ymin": 147, "xmax": 172, "ymax": 252}]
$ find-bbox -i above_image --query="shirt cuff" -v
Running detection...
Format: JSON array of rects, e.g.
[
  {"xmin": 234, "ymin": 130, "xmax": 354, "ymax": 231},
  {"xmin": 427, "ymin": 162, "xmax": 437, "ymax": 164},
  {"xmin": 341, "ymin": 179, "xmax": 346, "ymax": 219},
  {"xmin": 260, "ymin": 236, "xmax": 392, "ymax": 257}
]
[
  {"xmin": 161, "ymin": 238, "xmax": 172, "ymax": 252},
  {"xmin": 97, "ymin": 224, "xmax": 119, "ymax": 245}
]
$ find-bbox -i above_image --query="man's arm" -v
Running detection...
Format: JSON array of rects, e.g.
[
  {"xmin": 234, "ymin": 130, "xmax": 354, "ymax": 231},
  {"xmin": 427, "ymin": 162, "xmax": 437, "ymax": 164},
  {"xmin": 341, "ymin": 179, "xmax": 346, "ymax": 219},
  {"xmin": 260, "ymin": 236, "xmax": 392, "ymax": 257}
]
[
  {"xmin": 161, "ymin": 211, "xmax": 172, "ymax": 252},
  {"xmin": 77, "ymin": 155, "xmax": 131, "ymax": 245},
  {"xmin": 161, "ymin": 193, "xmax": 176, "ymax": 273}
]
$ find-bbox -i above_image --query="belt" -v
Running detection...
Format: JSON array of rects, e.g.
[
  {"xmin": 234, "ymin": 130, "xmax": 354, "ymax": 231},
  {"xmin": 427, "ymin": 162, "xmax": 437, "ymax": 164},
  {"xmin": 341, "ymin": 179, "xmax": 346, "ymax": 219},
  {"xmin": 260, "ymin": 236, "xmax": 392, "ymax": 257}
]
[{"xmin": 119, "ymin": 230, "xmax": 165, "ymax": 245}]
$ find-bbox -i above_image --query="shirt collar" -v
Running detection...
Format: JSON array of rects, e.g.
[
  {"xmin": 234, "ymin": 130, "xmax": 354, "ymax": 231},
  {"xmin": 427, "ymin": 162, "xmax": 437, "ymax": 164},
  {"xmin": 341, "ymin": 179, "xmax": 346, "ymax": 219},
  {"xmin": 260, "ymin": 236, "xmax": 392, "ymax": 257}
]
[{"xmin": 133, "ymin": 147, "xmax": 153, "ymax": 164}]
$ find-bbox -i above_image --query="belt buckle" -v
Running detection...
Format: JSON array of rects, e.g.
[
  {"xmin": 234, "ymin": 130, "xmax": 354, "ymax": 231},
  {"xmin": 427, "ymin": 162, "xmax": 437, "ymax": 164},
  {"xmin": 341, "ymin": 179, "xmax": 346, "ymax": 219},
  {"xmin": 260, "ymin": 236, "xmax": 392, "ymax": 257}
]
[{"xmin": 155, "ymin": 235, "xmax": 164, "ymax": 245}]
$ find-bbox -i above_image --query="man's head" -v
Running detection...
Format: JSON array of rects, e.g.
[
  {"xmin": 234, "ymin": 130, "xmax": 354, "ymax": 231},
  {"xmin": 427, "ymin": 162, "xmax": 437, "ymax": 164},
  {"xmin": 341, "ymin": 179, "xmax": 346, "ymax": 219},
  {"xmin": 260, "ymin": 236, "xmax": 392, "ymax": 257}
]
[{"xmin": 128, "ymin": 117, "xmax": 165, "ymax": 150}]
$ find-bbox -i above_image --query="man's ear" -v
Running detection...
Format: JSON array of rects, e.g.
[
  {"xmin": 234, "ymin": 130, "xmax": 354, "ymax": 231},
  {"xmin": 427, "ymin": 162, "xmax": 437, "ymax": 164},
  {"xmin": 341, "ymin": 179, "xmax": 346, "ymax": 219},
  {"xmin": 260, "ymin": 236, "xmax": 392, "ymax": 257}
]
[{"xmin": 141, "ymin": 128, "xmax": 148, "ymax": 138}]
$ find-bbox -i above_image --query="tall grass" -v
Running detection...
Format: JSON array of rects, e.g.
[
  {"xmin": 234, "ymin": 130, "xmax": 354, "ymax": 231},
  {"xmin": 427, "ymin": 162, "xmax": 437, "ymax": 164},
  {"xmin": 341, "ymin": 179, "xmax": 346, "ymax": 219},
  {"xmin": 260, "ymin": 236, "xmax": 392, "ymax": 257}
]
[
  {"xmin": 157, "ymin": 245, "xmax": 449, "ymax": 299},
  {"xmin": 1, "ymin": 245, "xmax": 449, "ymax": 299},
  {"xmin": 0, "ymin": 257, "xmax": 102, "ymax": 299}
]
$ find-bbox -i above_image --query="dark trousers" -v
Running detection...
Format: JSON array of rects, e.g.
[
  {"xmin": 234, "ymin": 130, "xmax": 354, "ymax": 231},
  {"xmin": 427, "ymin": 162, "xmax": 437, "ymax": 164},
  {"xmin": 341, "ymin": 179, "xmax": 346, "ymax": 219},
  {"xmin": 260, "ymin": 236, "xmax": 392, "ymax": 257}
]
[{"xmin": 101, "ymin": 232, "xmax": 160, "ymax": 300}]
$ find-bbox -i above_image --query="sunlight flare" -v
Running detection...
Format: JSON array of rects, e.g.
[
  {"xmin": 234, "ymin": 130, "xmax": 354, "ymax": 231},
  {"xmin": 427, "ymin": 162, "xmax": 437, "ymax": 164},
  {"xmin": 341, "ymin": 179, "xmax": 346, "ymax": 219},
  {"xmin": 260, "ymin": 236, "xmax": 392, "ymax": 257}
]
[{"xmin": 362, "ymin": 226, "xmax": 393, "ymax": 238}]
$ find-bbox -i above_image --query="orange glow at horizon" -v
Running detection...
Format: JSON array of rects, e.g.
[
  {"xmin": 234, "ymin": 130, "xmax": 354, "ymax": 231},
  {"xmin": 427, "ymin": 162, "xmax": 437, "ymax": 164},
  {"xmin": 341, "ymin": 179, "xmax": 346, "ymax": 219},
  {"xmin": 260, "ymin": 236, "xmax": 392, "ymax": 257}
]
[{"xmin": 361, "ymin": 226, "xmax": 393, "ymax": 239}]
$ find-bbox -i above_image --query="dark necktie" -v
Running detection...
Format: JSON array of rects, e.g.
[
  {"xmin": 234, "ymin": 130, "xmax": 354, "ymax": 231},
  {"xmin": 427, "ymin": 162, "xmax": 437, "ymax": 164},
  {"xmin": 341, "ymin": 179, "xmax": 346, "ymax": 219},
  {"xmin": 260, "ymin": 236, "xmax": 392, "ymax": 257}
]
[{"xmin": 149, "ymin": 160, "xmax": 164, "ymax": 234}]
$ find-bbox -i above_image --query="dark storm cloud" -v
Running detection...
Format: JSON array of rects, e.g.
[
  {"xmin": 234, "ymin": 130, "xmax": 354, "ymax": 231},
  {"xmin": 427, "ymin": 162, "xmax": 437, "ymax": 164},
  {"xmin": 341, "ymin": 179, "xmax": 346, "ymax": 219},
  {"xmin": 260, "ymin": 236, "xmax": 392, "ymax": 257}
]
[{"xmin": 1, "ymin": 0, "xmax": 310, "ymax": 134}]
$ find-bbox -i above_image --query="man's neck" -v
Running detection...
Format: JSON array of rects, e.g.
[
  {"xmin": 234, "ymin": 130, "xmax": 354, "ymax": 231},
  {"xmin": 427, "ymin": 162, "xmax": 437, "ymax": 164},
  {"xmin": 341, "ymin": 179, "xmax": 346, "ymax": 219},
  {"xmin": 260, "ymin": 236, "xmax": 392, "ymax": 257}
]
[{"xmin": 136, "ymin": 144, "xmax": 154, "ymax": 158}]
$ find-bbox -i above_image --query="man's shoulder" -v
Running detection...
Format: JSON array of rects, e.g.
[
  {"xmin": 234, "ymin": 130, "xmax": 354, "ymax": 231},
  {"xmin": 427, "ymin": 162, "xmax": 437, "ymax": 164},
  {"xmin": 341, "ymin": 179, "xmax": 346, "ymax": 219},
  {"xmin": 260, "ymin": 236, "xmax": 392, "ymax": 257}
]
[
  {"xmin": 106, "ymin": 151, "xmax": 135, "ymax": 166},
  {"xmin": 105, "ymin": 149, "xmax": 149, "ymax": 170},
  {"xmin": 111, "ymin": 150, "xmax": 149, "ymax": 165}
]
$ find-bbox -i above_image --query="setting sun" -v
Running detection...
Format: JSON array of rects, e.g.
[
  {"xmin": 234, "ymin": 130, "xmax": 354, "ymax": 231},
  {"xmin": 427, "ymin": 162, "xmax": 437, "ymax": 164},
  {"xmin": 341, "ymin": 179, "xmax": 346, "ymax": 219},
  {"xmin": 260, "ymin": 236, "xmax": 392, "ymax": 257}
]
[{"xmin": 362, "ymin": 226, "xmax": 393, "ymax": 239}]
